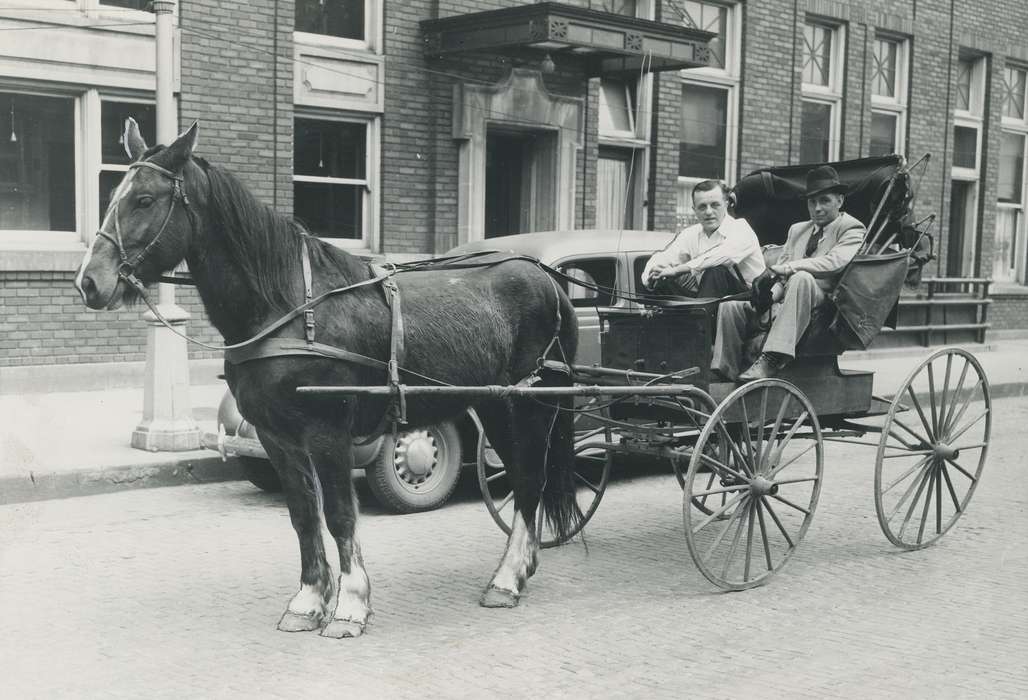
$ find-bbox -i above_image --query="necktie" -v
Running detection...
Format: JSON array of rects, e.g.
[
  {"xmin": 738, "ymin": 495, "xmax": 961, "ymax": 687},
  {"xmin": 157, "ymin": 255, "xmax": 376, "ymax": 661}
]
[{"xmin": 804, "ymin": 227, "xmax": 823, "ymax": 258}]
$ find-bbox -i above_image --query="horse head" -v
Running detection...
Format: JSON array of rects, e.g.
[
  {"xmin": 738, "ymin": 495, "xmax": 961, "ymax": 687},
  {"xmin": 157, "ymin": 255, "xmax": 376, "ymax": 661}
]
[{"xmin": 75, "ymin": 118, "xmax": 201, "ymax": 309}]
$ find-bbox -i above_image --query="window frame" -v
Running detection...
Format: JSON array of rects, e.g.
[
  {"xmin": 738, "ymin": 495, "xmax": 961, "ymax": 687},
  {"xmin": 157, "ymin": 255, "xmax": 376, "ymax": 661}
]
[
  {"xmin": 294, "ymin": 0, "xmax": 381, "ymax": 54},
  {"xmin": 800, "ymin": 18, "xmax": 845, "ymax": 163},
  {"xmin": 292, "ymin": 110, "xmax": 380, "ymax": 251},
  {"xmin": 870, "ymin": 33, "xmax": 909, "ymax": 157},
  {"xmin": 949, "ymin": 53, "xmax": 987, "ymax": 277},
  {"xmin": 675, "ymin": 1, "xmax": 740, "ymax": 230},
  {"xmin": 996, "ymin": 62, "xmax": 1028, "ymax": 284}
]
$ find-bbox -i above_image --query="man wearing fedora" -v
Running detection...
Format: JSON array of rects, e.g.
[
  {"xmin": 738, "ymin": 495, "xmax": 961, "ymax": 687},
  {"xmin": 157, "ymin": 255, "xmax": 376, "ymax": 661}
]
[{"xmin": 712, "ymin": 164, "xmax": 867, "ymax": 381}]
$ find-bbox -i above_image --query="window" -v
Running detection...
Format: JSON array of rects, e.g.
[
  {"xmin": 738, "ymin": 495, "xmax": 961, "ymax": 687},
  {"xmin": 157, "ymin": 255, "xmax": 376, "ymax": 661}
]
[
  {"xmin": 293, "ymin": 116, "xmax": 375, "ymax": 245},
  {"xmin": 949, "ymin": 54, "xmax": 987, "ymax": 276},
  {"xmin": 98, "ymin": 101, "xmax": 156, "ymax": 225},
  {"xmin": 99, "ymin": 1, "xmax": 153, "ymax": 10},
  {"xmin": 800, "ymin": 20, "xmax": 844, "ymax": 163},
  {"xmin": 557, "ymin": 258, "xmax": 616, "ymax": 307},
  {"xmin": 598, "ymin": 79, "xmax": 636, "ymax": 138},
  {"xmin": 869, "ymin": 35, "xmax": 908, "ymax": 157},
  {"xmin": 0, "ymin": 92, "xmax": 76, "ymax": 234},
  {"xmin": 296, "ymin": 0, "xmax": 365, "ymax": 41},
  {"xmin": 567, "ymin": 1, "xmax": 638, "ymax": 15},
  {"xmin": 675, "ymin": 1, "xmax": 739, "ymax": 229},
  {"xmin": 996, "ymin": 64, "xmax": 1028, "ymax": 284}
]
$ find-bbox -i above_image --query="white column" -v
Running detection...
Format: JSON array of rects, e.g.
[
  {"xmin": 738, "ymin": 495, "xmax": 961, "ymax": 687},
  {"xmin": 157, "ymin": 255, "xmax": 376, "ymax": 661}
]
[{"xmin": 132, "ymin": 0, "xmax": 200, "ymax": 451}]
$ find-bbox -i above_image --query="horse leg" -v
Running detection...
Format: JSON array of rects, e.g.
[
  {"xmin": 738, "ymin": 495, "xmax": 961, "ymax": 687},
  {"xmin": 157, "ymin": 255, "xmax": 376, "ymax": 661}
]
[
  {"xmin": 306, "ymin": 428, "xmax": 372, "ymax": 639},
  {"xmin": 259, "ymin": 432, "xmax": 335, "ymax": 632},
  {"xmin": 477, "ymin": 398, "xmax": 548, "ymax": 608}
]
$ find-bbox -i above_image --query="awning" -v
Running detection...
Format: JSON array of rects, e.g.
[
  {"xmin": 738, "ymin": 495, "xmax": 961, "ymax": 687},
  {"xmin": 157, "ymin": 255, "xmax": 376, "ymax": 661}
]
[{"xmin": 421, "ymin": 2, "xmax": 715, "ymax": 77}]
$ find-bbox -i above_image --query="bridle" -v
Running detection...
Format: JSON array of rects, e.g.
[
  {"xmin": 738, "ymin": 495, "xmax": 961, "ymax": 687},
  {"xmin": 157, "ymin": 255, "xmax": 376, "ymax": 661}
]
[{"xmin": 94, "ymin": 159, "xmax": 195, "ymax": 300}]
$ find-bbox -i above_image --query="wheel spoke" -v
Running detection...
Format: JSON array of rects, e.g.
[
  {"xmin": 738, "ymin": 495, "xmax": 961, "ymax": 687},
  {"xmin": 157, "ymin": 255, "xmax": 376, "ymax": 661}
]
[
  {"xmin": 760, "ymin": 497, "xmax": 794, "ymax": 548},
  {"xmin": 486, "ymin": 470, "xmax": 508, "ymax": 483},
  {"xmin": 495, "ymin": 490, "xmax": 514, "ymax": 513},
  {"xmin": 946, "ymin": 408, "xmax": 989, "ymax": 444},
  {"xmin": 941, "ymin": 463, "xmax": 962, "ymax": 513},
  {"xmin": 740, "ymin": 394, "xmax": 756, "ymax": 468},
  {"xmin": 769, "ymin": 492, "xmax": 811, "ymax": 516},
  {"xmin": 692, "ymin": 491, "xmax": 748, "ymax": 534},
  {"xmin": 882, "ymin": 449, "xmax": 935, "ymax": 459},
  {"xmin": 881, "ymin": 455, "xmax": 932, "ymax": 494},
  {"xmin": 935, "ymin": 461, "xmax": 943, "ymax": 534},
  {"xmin": 892, "ymin": 416, "xmax": 931, "ymax": 446},
  {"xmin": 755, "ymin": 499, "xmax": 774, "ymax": 572},
  {"xmin": 744, "ymin": 499, "xmax": 756, "ymax": 582},
  {"xmin": 886, "ymin": 428, "xmax": 920, "ymax": 450},
  {"xmin": 754, "ymin": 388, "xmax": 770, "ymax": 472},
  {"xmin": 951, "ymin": 442, "xmax": 987, "ymax": 451},
  {"xmin": 719, "ymin": 421, "xmax": 755, "ymax": 478},
  {"xmin": 773, "ymin": 475, "xmax": 820, "ymax": 486},
  {"xmin": 915, "ymin": 466, "xmax": 937, "ymax": 544},
  {"xmin": 939, "ymin": 354, "xmax": 953, "ymax": 437},
  {"xmin": 760, "ymin": 393, "xmax": 793, "ymax": 474},
  {"xmin": 691, "ymin": 484, "xmax": 749, "ymax": 498},
  {"xmin": 695, "ymin": 450, "xmax": 750, "ymax": 484},
  {"xmin": 906, "ymin": 386, "xmax": 935, "ymax": 442},
  {"xmin": 927, "ymin": 361, "xmax": 940, "ymax": 436},
  {"xmin": 886, "ymin": 460, "xmax": 932, "ymax": 522},
  {"xmin": 768, "ymin": 441, "xmax": 817, "ymax": 479},
  {"xmin": 944, "ymin": 457, "xmax": 978, "ymax": 483},
  {"xmin": 702, "ymin": 497, "xmax": 747, "ymax": 564},
  {"xmin": 721, "ymin": 499, "xmax": 750, "ymax": 579},
  {"xmin": 898, "ymin": 465, "xmax": 933, "ymax": 538},
  {"xmin": 574, "ymin": 472, "xmax": 601, "ymax": 494},
  {"xmin": 942, "ymin": 359, "xmax": 971, "ymax": 434},
  {"xmin": 941, "ymin": 379, "xmax": 983, "ymax": 439}
]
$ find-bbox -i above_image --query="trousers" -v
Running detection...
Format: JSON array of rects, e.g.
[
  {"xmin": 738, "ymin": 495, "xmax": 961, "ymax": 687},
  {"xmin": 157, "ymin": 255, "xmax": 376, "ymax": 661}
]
[
  {"xmin": 711, "ymin": 270, "xmax": 826, "ymax": 379},
  {"xmin": 651, "ymin": 264, "xmax": 747, "ymax": 298}
]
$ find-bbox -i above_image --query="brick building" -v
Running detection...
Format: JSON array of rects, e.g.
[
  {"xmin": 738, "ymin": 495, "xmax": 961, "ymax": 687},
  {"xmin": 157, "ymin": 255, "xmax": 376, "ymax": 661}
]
[{"xmin": 1, "ymin": 0, "xmax": 1027, "ymax": 376}]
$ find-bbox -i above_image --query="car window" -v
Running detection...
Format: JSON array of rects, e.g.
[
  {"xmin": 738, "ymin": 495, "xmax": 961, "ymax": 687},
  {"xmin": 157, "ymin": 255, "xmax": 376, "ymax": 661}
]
[
  {"xmin": 632, "ymin": 255, "xmax": 667, "ymax": 303},
  {"xmin": 557, "ymin": 258, "xmax": 616, "ymax": 307}
]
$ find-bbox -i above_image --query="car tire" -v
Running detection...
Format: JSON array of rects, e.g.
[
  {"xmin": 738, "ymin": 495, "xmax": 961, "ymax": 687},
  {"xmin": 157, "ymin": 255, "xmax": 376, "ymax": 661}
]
[
  {"xmin": 241, "ymin": 456, "xmax": 282, "ymax": 493},
  {"xmin": 366, "ymin": 421, "xmax": 463, "ymax": 514}
]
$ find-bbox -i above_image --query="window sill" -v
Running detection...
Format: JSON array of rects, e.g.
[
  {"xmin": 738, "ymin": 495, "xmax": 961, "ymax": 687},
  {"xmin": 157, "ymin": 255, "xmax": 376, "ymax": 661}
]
[
  {"xmin": 0, "ymin": 244, "xmax": 86, "ymax": 272},
  {"xmin": 989, "ymin": 282, "xmax": 1028, "ymax": 296}
]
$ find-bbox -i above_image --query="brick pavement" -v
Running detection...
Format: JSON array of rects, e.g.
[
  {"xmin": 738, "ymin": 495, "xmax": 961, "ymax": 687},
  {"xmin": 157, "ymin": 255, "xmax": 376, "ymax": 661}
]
[{"xmin": 1, "ymin": 398, "xmax": 1026, "ymax": 698}]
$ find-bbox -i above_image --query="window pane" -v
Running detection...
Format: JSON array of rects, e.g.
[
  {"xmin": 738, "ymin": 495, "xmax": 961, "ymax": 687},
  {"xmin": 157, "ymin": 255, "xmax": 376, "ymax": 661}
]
[
  {"xmin": 98, "ymin": 170, "xmax": 126, "ymax": 227},
  {"xmin": 1002, "ymin": 67, "xmax": 1027, "ymax": 120},
  {"xmin": 999, "ymin": 131, "xmax": 1025, "ymax": 204},
  {"xmin": 679, "ymin": 83, "xmax": 727, "ymax": 179},
  {"xmin": 0, "ymin": 92, "xmax": 76, "ymax": 232},
  {"xmin": 870, "ymin": 111, "xmax": 898, "ymax": 156},
  {"xmin": 599, "ymin": 79, "xmax": 634, "ymax": 134},
  {"xmin": 799, "ymin": 100, "xmax": 832, "ymax": 163},
  {"xmin": 956, "ymin": 58, "xmax": 973, "ymax": 112},
  {"xmin": 802, "ymin": 23, "xmax": 832, "ymax": 86},
  {"xmin": 100, "ymin": 1, "xmax": 152, "ymax": 10},
  {"xmin": 294, "ymin": 182, "xmax": 363, "ymax": 239},
  {"xmin": 953, "ymin": 125, "xmax": 978, "ymax": 169},
  {"xmin": 295, "ymin": 118, "xmax": 366, "ymax": 179},
  {"xmin": 678, "ymin": 2, "xmax": 728, "ymax": 69},
  {"xmin": 994, "ymin": 208, "xmax": 1020, "ymax": 282},
  {"xmin": 101, "ymin": 101, "xmax": 156, "ymax": 166},
  {"xmin": 557, "ymin": 258, "xmax": 616, "ymax": 306},
  {"xmin": 296, "ymin": 0, "xmax": 364, "ymax": 40},
  {"xmin": 872, "ymin": 38, "xmax": 898, "ymax": 98}
]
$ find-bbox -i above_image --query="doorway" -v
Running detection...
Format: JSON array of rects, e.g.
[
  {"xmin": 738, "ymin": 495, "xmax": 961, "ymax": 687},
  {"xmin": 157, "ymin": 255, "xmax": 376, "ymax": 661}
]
[
  {"xmin": 947, "ymin": 180, "xmax": 978, "ymax": 276},
  {"xmin": 596, "ymin": 146, "xmax": 638, "ymax": 230},
  {"xmin": 484, "ymin": 128, "xmax": 557, "ymax": 238}
]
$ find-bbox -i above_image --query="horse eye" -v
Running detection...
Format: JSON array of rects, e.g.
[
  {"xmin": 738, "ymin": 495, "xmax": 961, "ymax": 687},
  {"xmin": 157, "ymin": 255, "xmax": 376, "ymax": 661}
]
[{"xmin": 137, "ymin": 195, "xmax": 154, "ymax": 208}]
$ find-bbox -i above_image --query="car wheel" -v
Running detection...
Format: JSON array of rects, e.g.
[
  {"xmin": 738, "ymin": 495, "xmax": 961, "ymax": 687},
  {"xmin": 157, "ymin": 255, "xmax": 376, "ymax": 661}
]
[
  {"xmin": 366, "ymin": 421, "xmax": 463, "ymax": 514},
  {"xmin": 241, "ymin": 456, "xmax": 282, "ymax": 493}
]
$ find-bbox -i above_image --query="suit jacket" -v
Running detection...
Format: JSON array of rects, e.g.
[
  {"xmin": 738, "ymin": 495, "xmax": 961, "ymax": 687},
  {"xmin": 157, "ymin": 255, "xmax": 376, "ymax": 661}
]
[{"xmin": 778, "ymin": 211, "xmax": 866, "ymax": 292}]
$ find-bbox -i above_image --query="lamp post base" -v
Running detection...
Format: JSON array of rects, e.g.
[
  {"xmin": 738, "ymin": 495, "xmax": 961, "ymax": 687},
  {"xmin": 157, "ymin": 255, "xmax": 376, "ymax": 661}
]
[{"xmin": 131, "ymin": 304, "xmax": 202, "ymax": 452}]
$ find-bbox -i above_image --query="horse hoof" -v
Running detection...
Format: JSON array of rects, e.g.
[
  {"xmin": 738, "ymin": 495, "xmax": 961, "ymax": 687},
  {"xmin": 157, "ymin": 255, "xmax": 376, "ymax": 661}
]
[
  {"xmin": 321, "ymin": 618, "xmax": 367, "ymax": 639},
  {"xmin": 479, "ymin": 586, "xmax": 520, "ymax": 608},
  {"xmin": 277, "ymin": 611, "xmax": 322, "ymax": 633}
]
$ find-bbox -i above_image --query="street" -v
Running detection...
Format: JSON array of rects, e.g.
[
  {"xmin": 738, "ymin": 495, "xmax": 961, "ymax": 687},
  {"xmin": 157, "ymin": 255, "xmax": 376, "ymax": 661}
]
[{"xmin": 2, "ymin": 397, "xmax": 1027, "ymax": 699}]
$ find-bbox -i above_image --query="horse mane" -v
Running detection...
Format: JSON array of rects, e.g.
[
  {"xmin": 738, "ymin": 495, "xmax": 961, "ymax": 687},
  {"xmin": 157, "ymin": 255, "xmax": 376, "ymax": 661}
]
[{"xmin": 197, "ymin": 161, "xmax": 371, "ymax": 311}]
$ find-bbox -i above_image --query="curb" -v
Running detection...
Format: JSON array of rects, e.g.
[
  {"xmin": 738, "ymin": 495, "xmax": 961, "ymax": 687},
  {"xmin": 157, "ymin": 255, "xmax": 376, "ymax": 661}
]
[{"xmin": 0, "ymin": 455, "xmax": 244, "ymax": 506}]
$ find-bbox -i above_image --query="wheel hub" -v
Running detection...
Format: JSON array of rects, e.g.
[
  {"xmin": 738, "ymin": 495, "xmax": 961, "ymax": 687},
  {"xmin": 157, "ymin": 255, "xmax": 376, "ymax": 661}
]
[
  {"xmin": 932, "ymin": 442, "xmax": 959, "ymax": 460},
  {"xmin": 394, "ymin": 430, "xmax": 437, "ymax": 484},
  {"xmin": 749, "ymin": 475, "xmax": 777, "ymax": 496}
]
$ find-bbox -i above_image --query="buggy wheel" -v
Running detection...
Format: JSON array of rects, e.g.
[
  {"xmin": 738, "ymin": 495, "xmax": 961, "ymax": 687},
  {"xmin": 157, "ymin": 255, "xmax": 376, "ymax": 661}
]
[
  {"xmin": 477, "ymin": 400, "xmax": 613, "ymax": 548},
  {"xmin": 683, "ymin": 379, "xmax": 823, "ymax": 591},
  {"xmin": 874, "ymin": 347, "xmax": 991, "ymax": 550}
]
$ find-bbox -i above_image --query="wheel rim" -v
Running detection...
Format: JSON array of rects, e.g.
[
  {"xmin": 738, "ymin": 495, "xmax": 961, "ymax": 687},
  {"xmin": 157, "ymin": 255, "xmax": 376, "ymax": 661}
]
[
  {"xmin": 874, "ymin": 348, "xmax": 991, "ymax": 550},
  {"xmin": 390, "ymin": 427, "xmax": 451, "ymax": 496},
  {"xmin": 477, "ymin": 399, "xmax": 613, "ymax": 548},
  {"xmin": 683, "ymin": 379, "xmax": 823, "ymax": 591}
]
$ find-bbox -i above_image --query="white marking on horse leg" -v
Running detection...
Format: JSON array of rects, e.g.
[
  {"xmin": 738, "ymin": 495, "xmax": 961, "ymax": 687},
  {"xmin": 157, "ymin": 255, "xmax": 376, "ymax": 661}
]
[
  {"xmin": 278, "ymin": 582, "xmax": 332, "ymax": 632},
  {"xmin": 322, "ymin": 543, "xmax": 372, "ymax": 639},
  {"xmin": 487, "ymin": 511, "xmax": 538, "ymax": 596},
  {"xmin": 74, "ymin": 235, "xmax": 98, "ymax": 301}
]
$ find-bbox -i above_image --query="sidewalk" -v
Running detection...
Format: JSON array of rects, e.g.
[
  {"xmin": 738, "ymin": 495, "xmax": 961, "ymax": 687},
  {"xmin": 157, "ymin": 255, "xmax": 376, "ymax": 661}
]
[{"xmin": 2, "ymin": 340, "xmax": 1027, "ymax": 505}]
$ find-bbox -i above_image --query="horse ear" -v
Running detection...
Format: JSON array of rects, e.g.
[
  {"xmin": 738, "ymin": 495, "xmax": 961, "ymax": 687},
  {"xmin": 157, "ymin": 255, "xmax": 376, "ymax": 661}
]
[
  {"xmin": 123, "ymin": 118, "xmax": 148, "ymax": 161},
  {"xmin": 164, "ymin": 121, "xmax": 199, "ymax": 170}
]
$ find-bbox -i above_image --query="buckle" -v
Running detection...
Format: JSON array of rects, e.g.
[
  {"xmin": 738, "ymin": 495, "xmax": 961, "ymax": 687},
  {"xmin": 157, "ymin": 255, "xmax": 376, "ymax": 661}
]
[{"xmin": 304, "ymin": 308, "xmax": 316, "ymax": 344}]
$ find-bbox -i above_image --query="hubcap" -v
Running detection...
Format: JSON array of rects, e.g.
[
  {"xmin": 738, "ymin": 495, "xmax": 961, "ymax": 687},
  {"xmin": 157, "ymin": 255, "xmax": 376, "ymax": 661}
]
[{"xmin": 393, "ymin": 430, "xmax": 438, "ymax": 486}]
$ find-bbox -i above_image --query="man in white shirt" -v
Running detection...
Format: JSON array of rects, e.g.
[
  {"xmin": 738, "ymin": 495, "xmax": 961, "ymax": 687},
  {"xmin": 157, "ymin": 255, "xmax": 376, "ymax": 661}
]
[{"xmin": 641, "ymin": 180, "xmax": 765, "ymax": 298}]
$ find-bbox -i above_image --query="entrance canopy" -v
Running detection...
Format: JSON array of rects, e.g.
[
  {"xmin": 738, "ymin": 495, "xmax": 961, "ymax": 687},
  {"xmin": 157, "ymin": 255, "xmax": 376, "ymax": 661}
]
[{"xmin": 421, "ymin": 2, "xmax": 715, "ymax": 77}]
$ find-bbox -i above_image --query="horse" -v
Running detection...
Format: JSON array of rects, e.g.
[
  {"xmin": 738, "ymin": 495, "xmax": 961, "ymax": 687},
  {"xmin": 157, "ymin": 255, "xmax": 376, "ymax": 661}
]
[{"xmin": 74, "ymin": 120, "xmax": 581, "ymax": 638}]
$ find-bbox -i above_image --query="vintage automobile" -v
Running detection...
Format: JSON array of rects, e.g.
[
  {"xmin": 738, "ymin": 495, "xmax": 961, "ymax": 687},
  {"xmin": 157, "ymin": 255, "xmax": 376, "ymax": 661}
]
[{"xmin": 205, "ymin": 228, "xmax": 677, "ymax": 512}]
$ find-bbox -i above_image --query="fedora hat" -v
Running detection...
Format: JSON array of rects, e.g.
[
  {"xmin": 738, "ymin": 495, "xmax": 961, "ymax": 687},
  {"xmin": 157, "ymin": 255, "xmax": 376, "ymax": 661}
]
[{"xmin": 804, "ymin": 165, "xmax": 847, "ymax": 198}]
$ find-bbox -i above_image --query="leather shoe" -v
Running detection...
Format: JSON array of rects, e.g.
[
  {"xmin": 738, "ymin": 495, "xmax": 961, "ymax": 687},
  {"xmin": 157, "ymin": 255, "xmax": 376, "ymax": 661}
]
[{"xmin": 738, "ymin": 353, "xmax": 790, "ymax": 382}]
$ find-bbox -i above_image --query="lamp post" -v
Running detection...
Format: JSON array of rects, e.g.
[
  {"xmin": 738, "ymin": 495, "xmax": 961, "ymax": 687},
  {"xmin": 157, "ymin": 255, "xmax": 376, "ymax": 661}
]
[{"xmin": 131, "ymin": 0, "xmax": 201, "ymax": 451}]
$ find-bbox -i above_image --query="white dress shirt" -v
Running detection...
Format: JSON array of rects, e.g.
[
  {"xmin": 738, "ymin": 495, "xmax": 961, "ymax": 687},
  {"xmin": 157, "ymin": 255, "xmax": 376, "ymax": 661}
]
[{"xmin": 641, "ymin": 214, "xmax": 766, "ymax": 286}]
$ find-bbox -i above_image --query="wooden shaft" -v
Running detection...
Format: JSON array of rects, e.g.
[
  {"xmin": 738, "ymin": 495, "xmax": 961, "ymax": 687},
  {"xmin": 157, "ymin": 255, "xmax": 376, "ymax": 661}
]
[{"xmin": 296, "ymin": 384, "xmax": 699, "ymax": 398}]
